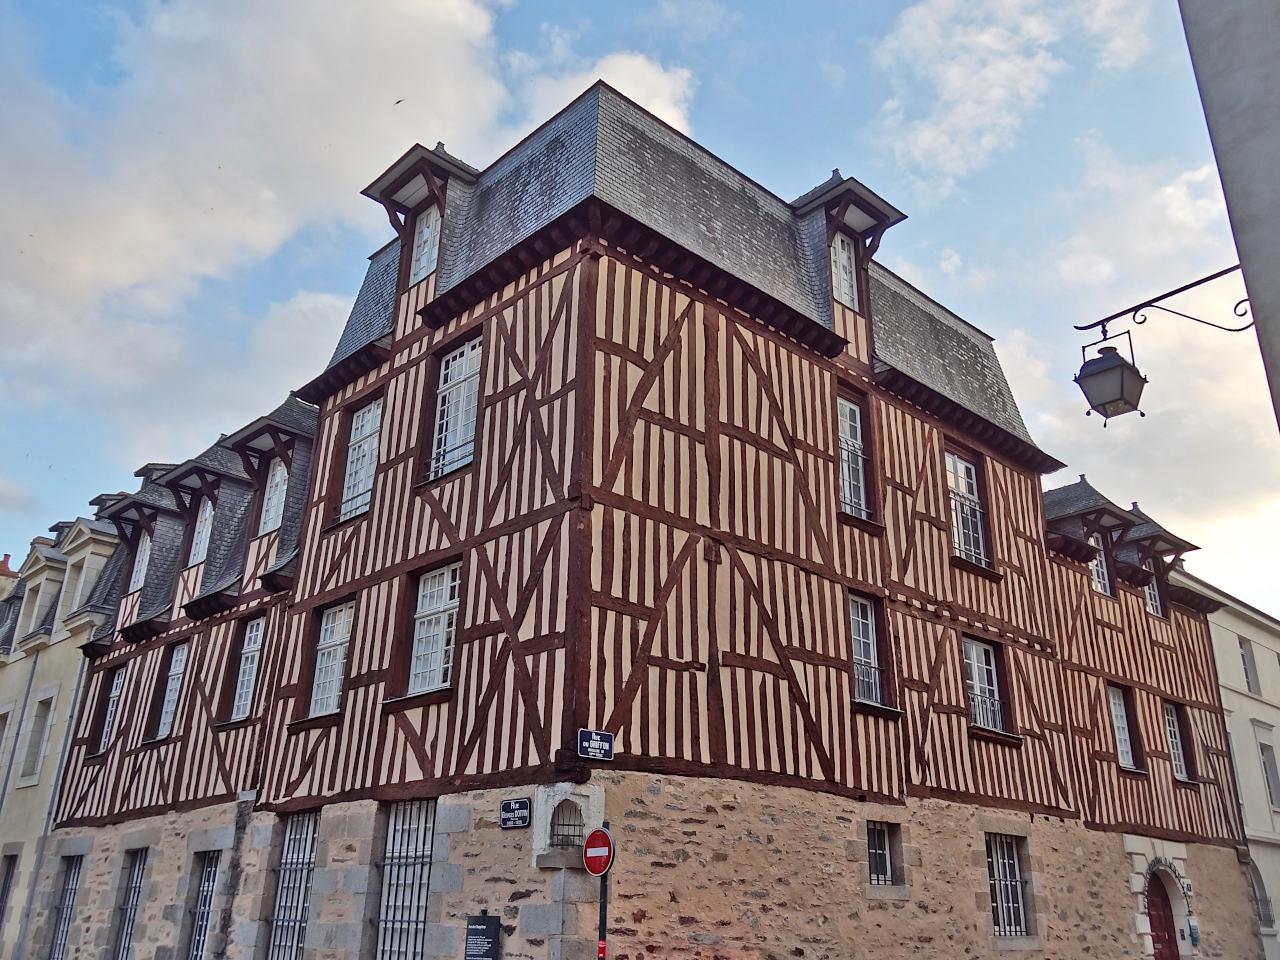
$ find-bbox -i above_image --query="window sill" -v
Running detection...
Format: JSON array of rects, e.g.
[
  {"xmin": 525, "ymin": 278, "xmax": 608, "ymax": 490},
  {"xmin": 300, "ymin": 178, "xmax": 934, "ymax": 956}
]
[
  {"xmin": 850, "ymin": 698, "xmax": 903, "ymax": 721},
  {"xmin": 950, "ymin": 555, "xmax": 1004, "ymax": 583},
  {"xmin": 288, "ymin": 712, "xmax": 340, "ymax": 734},
  {"xmin": 13, "ymin": 775, "xmax": 39, "ymax": 790},
  {"xmin": 383, "ymin": 688, "xmax": 453, "ymax": 713},
  {"xmin": 413, "ymin": 460, "xmax": 476, "ymax": 493},
  {"xmin": 1173, "ymin": 776, "xmax": 1200, "ymax": 790},
  {"xmin": 212, "ymin": 716, "xmax": 257, "ymax": 732},
  {"xmin": 83, "ymin": 750, "xmax": 109, "ymax": 766},
  {"xmin": 865, "ymin": 883, "xmax": 910, "ymax": 901},
  {"xmin": 837, "ymin": 512, "xmax": 886, "ymax": 536},
  {"xmin": 1117, "ymin": 765, "xmax": 1149, "ymax": 780},
  {"xmin": 970, "ymin": 724, "xmax": 1023, "ymax": 747},
  {"xmin": 137, "ymin": 735, "xmax": 172, "ymax": 750},
  {"xmin": 321, "ymin": 507, "xmax": 370, "ymax": 537},
  {"xmin": 992, "ymin": 935, "xmax": 1042, "ymax": 952}
]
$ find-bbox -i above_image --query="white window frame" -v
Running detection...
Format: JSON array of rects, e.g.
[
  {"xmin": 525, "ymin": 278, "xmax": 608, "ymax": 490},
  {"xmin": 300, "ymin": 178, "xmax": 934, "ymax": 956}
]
[
  {"xmin": 962, "ymin": 637, "xmax": 1004, "ymax": 732},
  {"xmin": 1108, "ymin": 684, "xmax": 1137, "ymax": 769},
  {"xmin": 830, "ymin": 232, "xmax": 859, "ymax": 311},
  {"xmin": 310, "ymin": 602, "xmax": 354, "ymax": 716},
  {"xmin": 129, "ymin": 530, "xmax": 151, "ymax": 593},
  {"xmin": 849, "ymin": 593, "xmax": 881, "ymax": 705},
  {"xmin": 188, "ymin": 497, "xmax": 214, "ymax": 566},
  {"xmin": 1164, "ymin": 702, "xmax": 1190, "ymax": 781},
  {"xmin": 985, "ymin": 833, "xmax": 1029, "ymax": 937},
  {"xmin": 945, "ymin": 451, "xmax": 988, "ymax": 566},
  {"xmin": 258, "ymin": 458, "xmax": 289, "ymax": 535},
  {"xmin": 1262, "ymin": 743, "xmax": 1280, "ymax": 810},
  {"xmin": 154, "ymin": 643, "xmax": 189, "ymax": 739},
  {"xmin": 340, "ymin": 398, "xmax": 383, "ymax": 521},
  {"xmin": 230, "ymin": 617, "xmax": 266, "ymax": 721},
  {"xmin": 1088, "ymin": 534, "xmax": 1111, "ymax": 596},
  {"xmin": 836, "ymin": 396, "xmax": 868, "ymax": 518},
  {"xmin": 408, "ymin": 205, "xmax": 442, "ymax": 286},
  {"xmin": 428, "ymin": 338, "xmax": 482, "ymax": 480},
  {"xmin": 409, "ymin": 564, "xmax": 462, "ymax": 695},
  {"xmin": 1142, "ymin": 560, "xmax": 1164, "ymax": 616},
  {"xmin": 99, "ymin": 668, "xmax": 126, "ymax": 753}
]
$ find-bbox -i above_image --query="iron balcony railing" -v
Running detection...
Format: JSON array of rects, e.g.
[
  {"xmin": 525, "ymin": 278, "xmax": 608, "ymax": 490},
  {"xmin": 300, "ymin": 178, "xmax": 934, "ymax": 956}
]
[
  {"xmin": 853, "ymin": 661, "xmax": 884, "ymax": 706},
  {"xmin": 969, "ymin": 692, "xmax": 1006, "ymax": 733}
]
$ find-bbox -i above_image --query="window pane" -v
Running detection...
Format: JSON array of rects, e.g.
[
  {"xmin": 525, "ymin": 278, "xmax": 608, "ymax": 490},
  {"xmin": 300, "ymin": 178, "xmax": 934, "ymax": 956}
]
[
  {"xmin": 410, "ymin": 565, "xmax": 462, "ymax": 694},
  {"xmin": 1108, "ymin": 685, "xmax": 1135, "ymax": 768},
  {"xmin": 429, "ymin": 339, "xmax": 482, "ymax": 480},
  {"xmin": 341, "ymin": 399, "xmax": 383, "ymax": 520},
  {"xmin": 100, "ymin": 668, "xmax": 127, "ymax": 752},
  {"xmin": 830, "ymin": 234, "xmax": 858, "ymax": 310},
  {"xmin": 963, "ymin": 639, "xmax": 1003, "ymax": 731},
  {"xmin": 409, "ymin": 206, "xmax": 441, "ymax": 286},
  {"xmin": 20, "ymin": 697, "xmax": 52, "ymax": 777},
  {"xmin": 232, "ymin": 617, "xmax": 267, "ymax": 721},
  {"xmin": 849, "ymin": 594, "xmax": 881, "ymax": 705},
  {"xmin": 259, "ymin": 458, "xmax": 290, "ymax": 535},
  {"xmin": 1089, "ymin": 535, "xmax": 1110, "ymax": 595},
  {"xmin": 836, "ymin": 398, "xmax": 867, "ymax": 517},
  {"xmin": 189, "ymin": 498, "xmax": 215, "ymax": 565},
  {"xmin": 130, "ymin": 531, "xmax": 151, "ymax": 593},
  {"xmin": 1164, "ymin": 703, "xmax": 1189, "ymax": 780},
  {"xmin": 310, "ymin": 603, "xmax": 354, "ymax": 715},
  {"xmin": 945, "ymin": 452, "xmax": 987, "ymax": 565},
  {"xmin": 156, "ymin": 643, "xmax": 189, "ymax": 738}
]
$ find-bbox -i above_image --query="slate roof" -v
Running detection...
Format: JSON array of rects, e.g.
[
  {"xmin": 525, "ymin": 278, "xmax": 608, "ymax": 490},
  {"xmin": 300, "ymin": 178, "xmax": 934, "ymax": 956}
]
[
  {"xmin": 220, "ymin": 394, "xmax": 320, "ymax": 446},
  {"xmin": 1043, "ymin": 476, "xmax": 1139, "ymax": 524},
  {"xmin": 0, "ymin": 581, "xmax": 23, "ymax": 654},
  {"xmin": 327, "ymin": 241, "xmax": 401, "ymax": 369},
  {"xmin": 868, "ymin": 264, "xmax": 1035, "ymax": 447}
]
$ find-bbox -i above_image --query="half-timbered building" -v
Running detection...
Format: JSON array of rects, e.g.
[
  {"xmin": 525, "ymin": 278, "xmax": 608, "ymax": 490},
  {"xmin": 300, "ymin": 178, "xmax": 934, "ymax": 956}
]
[{"xmin": 35, "ymin": 82, "xmax": 1263, "ymax": 960}]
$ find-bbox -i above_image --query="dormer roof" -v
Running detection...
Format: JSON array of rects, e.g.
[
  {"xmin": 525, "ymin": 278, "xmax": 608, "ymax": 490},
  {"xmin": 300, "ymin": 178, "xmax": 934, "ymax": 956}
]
[
  {"xmin": 1043, "ymin": 476, "xmax": 1197, "ymax": 558},
  {"xmin": 219, "ymin": 394, "xmax": 320, "ymax": 454}
]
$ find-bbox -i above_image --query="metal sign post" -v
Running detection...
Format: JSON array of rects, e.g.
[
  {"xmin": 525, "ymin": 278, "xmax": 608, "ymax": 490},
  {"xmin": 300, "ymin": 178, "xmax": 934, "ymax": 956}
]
[{"xmin": 583, "ymin": 823, "xmax": 615, "ymax": 959}]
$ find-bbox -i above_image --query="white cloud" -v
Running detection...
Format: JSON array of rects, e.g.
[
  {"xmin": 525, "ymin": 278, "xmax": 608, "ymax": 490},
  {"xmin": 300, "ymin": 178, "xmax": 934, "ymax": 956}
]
[
  {"xmin": 0, "ymin": 0, "xmax": 695, "ymax": 473},
  {"xmin": 655, "ymin": 0, "xmax": 732, "ymax": 41},
  {"xmin": 874, "ymin": 0, "xmax": 1154, "ymax": 191},
  {"xmin": 0, "ymin": 478, "xmax": 38, "ymax": 518}
]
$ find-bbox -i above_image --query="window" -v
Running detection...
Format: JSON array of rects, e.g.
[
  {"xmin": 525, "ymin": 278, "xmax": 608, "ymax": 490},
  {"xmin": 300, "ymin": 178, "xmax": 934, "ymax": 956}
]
[
  {"xmin": 945, "ymin": 451, "xmax": 988, "ymax": 566},
  {"xmin": 111, "ymin": 848, "xmax": 148, "ymax": 960},
  {"xmin": 185, "ymin": 850, "xmax": 220, "ymax": 960},
  {"xmin": 1143, "ymin": 560, "xmax": 1164, "ymax": 616},
  {"xmin": 1261, "ymin": 743, "xmax": 1280, "ymax": 809},
  {"xmin": 830, "ymin": 232, "xmax": 858, "ymax": 310},
  {"xmin": 549, "ymin": 800, "xmax": 585, "ymax": 849},
  {"xmin": 48, "ymin": 855, "xmax": 82, "ymax": 960},
  {"xmin": 230, "ymin": 617, "xmax": 265, "ymax": 722},
  {"xmin": 1108, "ymin": 684, "xmax": 1139, "ymax": 769},
  {"xmin": 866, "ymin": 821, "xmax": 896, "ymax": 886},
  {"xmin": 340, "ymin": 398, "xmax": 383, "ymax": 521},
  {"xmin": 154, "ymin": 643, "xmax": 189, "ymax": 739},
  {"xmin": 836, "ymin": 396, "xmax": 868, "ymax": 518},
  {"xmin": 98, "ymin": 668, "xmax": 126, "ymax": 753},
  {"xmin": 1164, "ymin": 702, "xmax": 1191, "ymax": 781},
  {"xmin": 1088, "ymin": 534, "xmax": 1111, "ymax": 595},
  {"xmin": 427, "ymin": 338, "xmax": 482, "ymax": 480},
  {"xmin": 266, "ymin": 812, "xmax": 319, "ymax": 960},
  {"xmin": 962, "ymin": 638, "xmax": 1004, "ymax": 732},
  {"xmin": 0, "ymin": 854, "xmax": 18, "ymax": 921},
  {"xmin": 849, "ymin": 593, "xmax": 882, "ymax": 705},
  {"xmin": 258, "ymin": 458, "xmax": 289, "ymax": 535},
  {"xmin": 409, "ymin": 564, "xmax": 461, "ymax": 695},
  {"xmin": 408, "ymin": 205, "xmax": 442, "ymax": 286},
  {"xmin": 1241, "ymin": 637, "xmax": 1262, "ymax": 695},
  {"xmin": 1252, "ymin": 865, "xmax": 1275, "ymax": 929},
  {"xmin": 310, "ymin": 602, "xmax": 354, "ymax": 716},
  {"xmin": 0, "ymin": 712, "xmax": 11, "ymax": 768},
  {"xmin": 377, "ymin": 800, "xmax": 436, "ymax": 960},
  {"xmin": 188, "ymin": 497, "xmax": 214, "ymax": 566},
  {"xmin": 19, "ymin": 696, "xmax": 53, "ymax": 778},
  {"xmin": 129, "ymin": 529, "xmax": 151, "ymax": 593},
  {"xmin": 985, "ymin": 833, "xmax": 1029, "ymax": 937}
]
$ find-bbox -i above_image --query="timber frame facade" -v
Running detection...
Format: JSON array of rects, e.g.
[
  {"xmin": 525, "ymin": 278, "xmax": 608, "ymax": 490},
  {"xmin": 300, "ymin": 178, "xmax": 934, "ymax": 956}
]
[{"xmin": 33, "ymin": 81, "xmax": 1259, "ymax": 960}]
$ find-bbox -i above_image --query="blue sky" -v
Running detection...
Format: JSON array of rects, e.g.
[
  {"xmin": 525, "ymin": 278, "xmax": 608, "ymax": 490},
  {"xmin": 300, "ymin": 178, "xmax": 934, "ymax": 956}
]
[{"xmin": 3, "ymin": 0, "xmax": 1276, "ymax": 612}]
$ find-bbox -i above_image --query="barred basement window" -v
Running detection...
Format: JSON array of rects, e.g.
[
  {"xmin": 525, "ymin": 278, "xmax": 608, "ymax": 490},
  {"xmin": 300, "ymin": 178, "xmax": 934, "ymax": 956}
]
[
  {"xmin": 549, "ymin": 800, "xmax": 585, "ymax": 849},
  {"xmin": 985, "ymin": 833, "xmax": 1029, "ymax": 937},
  {"xmin": 267, "ymin": 812, "xmax": 319, "ymax": 960},
  {"xmin": 866, "ymin": 822, "xmax": 894, "ymax": 885},
  {"xmin": 111, "ymin": 848, "xmax": 148, "ymax": 960},
  {"xmin": 376, "ymin": 800, "xmax": 436, "ymax": 960},
  {"xmin": 185, "ymin": 850, "xmax": 220, "ymax": 960},
  {"xmin": 48, "ymin": 855, "xmax": 82, "ymax": 960},
  {"xmin": 428, "ymin": 338, "xmax": 482, "ymax": 480},
  {"xmin": 0, "ymin": 854, "xmax": 17, "ymax": 920}
]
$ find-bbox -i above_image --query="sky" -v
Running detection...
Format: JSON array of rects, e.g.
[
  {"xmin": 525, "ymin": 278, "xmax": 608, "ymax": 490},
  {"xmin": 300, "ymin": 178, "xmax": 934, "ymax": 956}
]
[{"xmin": 1, "ymin": 0, "xmax": 1276, "ymax": 615}]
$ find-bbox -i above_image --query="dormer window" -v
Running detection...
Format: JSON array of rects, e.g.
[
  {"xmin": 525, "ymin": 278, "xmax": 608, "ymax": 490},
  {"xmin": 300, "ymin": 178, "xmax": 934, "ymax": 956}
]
[
  {"xmin": 129, "ymin": 530, "xmax": 151, "ymax": 593},
  {"xmin": 1088, "ymin": 534, "xmax": 1112, "ymax": 596},
  {"xmin": 188, "ymin": 497, "xmax": 214, "ymax": 565},
  {"xmin": 830, "ymin": 233, "xmax": 859, "ymax": 311},
  {"xmin": 258, "ymin": 458, "xmax": 289, "ymax": 535},
  {"xmin": 409, "ymin": 205, "xmax": 442, "ymax": 286},
  {"xmin": 1143, "ymin": 560, "xmax": 1165, "ymax": 617}
]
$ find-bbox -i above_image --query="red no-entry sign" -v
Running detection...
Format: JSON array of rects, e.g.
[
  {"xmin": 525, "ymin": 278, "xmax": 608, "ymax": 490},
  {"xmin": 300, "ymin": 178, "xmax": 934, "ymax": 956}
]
[{"xmin": 583, "ymin": 827, "xmax": 615, "ymax": 876}]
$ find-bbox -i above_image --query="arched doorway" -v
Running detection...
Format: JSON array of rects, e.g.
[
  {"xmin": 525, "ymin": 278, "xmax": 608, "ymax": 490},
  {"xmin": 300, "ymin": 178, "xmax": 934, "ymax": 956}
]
[{"xmin": 1146, "ymin": 873, "xmax": 1180, "ymax": 960}]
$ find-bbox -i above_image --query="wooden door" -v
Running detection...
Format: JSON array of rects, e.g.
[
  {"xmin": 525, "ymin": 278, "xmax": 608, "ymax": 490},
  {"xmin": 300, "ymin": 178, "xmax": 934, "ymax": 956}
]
[{"xmin": 1146, "ymin": 875, "xmax": 1180, "ymax": 960}]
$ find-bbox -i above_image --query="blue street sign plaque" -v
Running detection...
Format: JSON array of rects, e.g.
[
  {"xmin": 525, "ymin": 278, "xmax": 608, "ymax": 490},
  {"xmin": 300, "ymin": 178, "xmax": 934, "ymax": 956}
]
[
  {"xmin": 577, "ymin": 728, "xmax": 615, "ymax": 761},
  {"xmin": 500, "ymin": 798, "xmax": 531, "ymax": 830}
]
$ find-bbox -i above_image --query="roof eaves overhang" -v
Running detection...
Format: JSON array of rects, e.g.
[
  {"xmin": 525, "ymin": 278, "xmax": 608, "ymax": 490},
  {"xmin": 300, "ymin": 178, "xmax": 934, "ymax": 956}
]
[
  {"xmin": 361, "ymin": 143, "xmax": 478, "ymax": 210},
  {"xmin": 296, "ymin": 336, "xmax": 393, "ymax": 404},
  {"xmin": 417, "ymin": 199, "xmax": 850, "ymax": 359},
  {"xmin": 792, "ymin": 176, "xmax": 908, "ymax": 232},
  {"xmin": 873, "ymin": 365, "xmax": 1065, "ymax": 474}
]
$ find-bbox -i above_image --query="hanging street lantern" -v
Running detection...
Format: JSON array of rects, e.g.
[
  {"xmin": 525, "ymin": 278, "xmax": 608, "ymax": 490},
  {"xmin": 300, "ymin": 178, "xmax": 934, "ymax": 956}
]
[{"xmin": 1074, "ymin": 341, "xmax": 1147, "ymax": 421}]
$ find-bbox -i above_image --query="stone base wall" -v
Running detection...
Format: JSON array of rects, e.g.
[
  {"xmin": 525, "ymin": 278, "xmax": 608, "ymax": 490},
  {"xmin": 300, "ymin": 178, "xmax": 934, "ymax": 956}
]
[{"xmin": 29, "ymin": 772, "xmax": 1264, "ymax": 960}]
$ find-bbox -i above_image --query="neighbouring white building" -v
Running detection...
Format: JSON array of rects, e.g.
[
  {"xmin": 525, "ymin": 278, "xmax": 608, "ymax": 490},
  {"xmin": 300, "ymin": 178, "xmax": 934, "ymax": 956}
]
[{"xmin": 1173, "ymin": 566, "xmax": 1280, "ymax": 959}]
